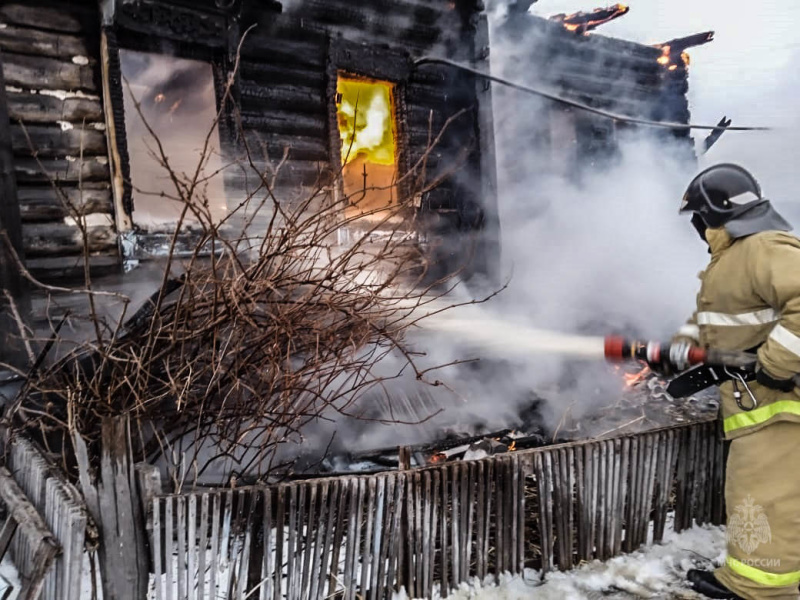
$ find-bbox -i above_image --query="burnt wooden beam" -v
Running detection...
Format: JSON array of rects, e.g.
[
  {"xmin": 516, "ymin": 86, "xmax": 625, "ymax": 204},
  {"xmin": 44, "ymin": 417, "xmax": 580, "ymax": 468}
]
[
  {"xmin": 10, "ymin": 124, "xmax": 107, "ymax": 158},
  {"xmin": 18, "ymin": 187, "xmax": 113, "ymax": 223},
  {"xmin": 22, "ymin": 222, "xmax": 116, "ymax": 257},
  {"xmin": 516, "ymin": 16, "xmax": 662, "ymax": 61},
  {"xmin": 549, "ymin": 3, "xmax": 630, "ymax": 34},
  {"xmin": 239, "ymin": 111, "xmax": 327, "ymax": 138},
  {"xmin": 240, "ymin": 61, "xmax": 325, "ymax": 89},
  {"xmin": 239, "ymin": 80, "xmax": 326, "ymax": 114},
  {"xmin": 241, "ymin": 35, "xmax": 327, "ymax": 69},
  {"xmin": 6, "ymin": 91, "xmax": 103, "ymax": 124},
  {"xmin": 245, "ymin": 160, "xmax": 332, "ymax": 188},
  {"xmin": 0, "ymin": 3, "xmax": 97, "ymax": 35},
  {"xmin": 0, "ymin": 50, "xmax": 28, "ymax": 368},
  {"xmin": 116, "ymin": 0, "xmax": 227, "ymax": 49},
  {"xmin": 472, "ymin": 14, "xmax": 501, "ymax": 278},
  {"xmin": 101, "ymin": 27, "xmax": 133, "ymax": 230},
  {"xmin": 703, "ymin": 117, "xmax": 732, "ymax": 154},
  {"xmin": 242, "ymin": 132, "xmax": 328, "ymax": 162},
  {"xmin": 26, "ymin": 255, "xmax": 121, "ymax": 283},
  {"xmin": 329, "ymin": 37, "xmax": 413, "ymax": 83},
  {"xmin": 656, "ymin": 31, "xmax": 715, "ymax": 53},
  {"xmin": 2, "ymin": 53, "xmax": 98, "ymax": 93},
  {"xmin": 0, "ymin": 24, "xmax": 91, "ymax": 61},
  {"xmin": 14, "ymin": 156, "xmax": 110, "ymax": 184}
]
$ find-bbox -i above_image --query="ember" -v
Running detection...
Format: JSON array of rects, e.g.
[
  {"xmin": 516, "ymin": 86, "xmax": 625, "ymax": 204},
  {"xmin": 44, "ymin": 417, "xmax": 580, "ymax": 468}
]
[{"xmin": 624, "ymin": 365, "xmax": 651, "ymax": 387}]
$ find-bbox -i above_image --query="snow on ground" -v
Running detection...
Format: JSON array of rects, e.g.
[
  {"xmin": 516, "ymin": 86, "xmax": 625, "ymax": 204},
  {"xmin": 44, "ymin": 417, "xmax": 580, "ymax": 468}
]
[
  {"xmin": 0, "ymin": 554, "xmax": 20, "ymax": 600},
  {"xmin": 396, "ymin": 524, "xmax": 727, "ymax": 600}
]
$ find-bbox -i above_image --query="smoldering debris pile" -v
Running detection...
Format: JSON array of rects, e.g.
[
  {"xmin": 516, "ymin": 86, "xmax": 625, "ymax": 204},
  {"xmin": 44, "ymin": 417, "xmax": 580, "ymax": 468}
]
[{"xmin": 295, "ymin": 364, "xmax": 720, "ymax": 477}]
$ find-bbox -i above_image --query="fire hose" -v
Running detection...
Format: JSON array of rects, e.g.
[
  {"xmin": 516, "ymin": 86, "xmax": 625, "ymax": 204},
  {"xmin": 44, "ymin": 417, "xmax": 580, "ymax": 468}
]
[{"xmin": 603, "ymin": 336, "xmax": 762, "ymax": 407}]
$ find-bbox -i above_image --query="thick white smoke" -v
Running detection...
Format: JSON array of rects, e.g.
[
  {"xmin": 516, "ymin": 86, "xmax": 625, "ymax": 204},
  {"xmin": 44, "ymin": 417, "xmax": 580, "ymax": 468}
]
[
  {"xmin": 279, "ymin": 1, "xmax": 800, "ymax": 467},
  {"xmin": 522, "ymin": 0, "xmax": 800, "ymax": 218}
]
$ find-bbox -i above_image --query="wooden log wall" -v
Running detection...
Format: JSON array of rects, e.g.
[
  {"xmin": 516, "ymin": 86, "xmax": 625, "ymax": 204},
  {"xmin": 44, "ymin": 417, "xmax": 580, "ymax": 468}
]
[
  {"xmin": 7, "ymin": 435, "xmax": 90, "ymax": 600},
  {"xmin": 494, "ymin": 14, "xmax": 695, "ymax": 181},
  {"xmin": 0, "ymin": 1, "xmax": 119, "ymax": 280},
  {"xmin": 231, "ymin": 1, "xmax": 492, "ymax": 278},
  {"xmin": 145, "ymin": 419, "xmax": 725, "ymax": 599},
  {"xmin": 234, "ymin": 21, "xmax": 331, "ymax": 208}
]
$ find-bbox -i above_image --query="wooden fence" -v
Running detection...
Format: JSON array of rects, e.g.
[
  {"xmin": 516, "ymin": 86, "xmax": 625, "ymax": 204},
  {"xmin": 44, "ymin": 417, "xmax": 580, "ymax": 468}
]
[
  {"xmin": 143, "ymin": 419, "xmax": 725, "ymax": 600},
  {"xmin": 6, "ymin": 436, "xmax": 90, "ymax": 600}
]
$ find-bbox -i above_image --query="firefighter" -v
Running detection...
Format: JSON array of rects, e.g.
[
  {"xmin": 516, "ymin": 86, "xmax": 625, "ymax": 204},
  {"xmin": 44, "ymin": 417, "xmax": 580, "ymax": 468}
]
[{"xmin": 670, "ymin": 164, "xmax": 800, "ymax": 600}]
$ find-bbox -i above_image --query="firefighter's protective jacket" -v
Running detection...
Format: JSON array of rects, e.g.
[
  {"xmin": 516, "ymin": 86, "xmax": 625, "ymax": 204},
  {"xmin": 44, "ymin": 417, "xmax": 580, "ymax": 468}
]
[{"xmin": 679, "ymin": 228, "xmax": 800, "ymax": 440}]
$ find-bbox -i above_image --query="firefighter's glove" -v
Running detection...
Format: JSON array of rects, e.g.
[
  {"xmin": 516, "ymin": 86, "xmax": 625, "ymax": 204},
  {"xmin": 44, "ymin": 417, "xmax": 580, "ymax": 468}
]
[{"xmin": 756, "ymin": 364, "xmax": 796, "ymax": 392}]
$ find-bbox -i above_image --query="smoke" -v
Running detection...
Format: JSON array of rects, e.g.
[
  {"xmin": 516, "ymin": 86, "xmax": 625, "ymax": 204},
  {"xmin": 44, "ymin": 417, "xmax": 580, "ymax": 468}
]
[
  {"xmin": 521, "ymin": 0, "xmax": 800, "ymax": 220},
  {"xmin": 409, "ymin": 0, "xmax": 800, "ymax": 432},
  {"xmin": 298, "ymin": 0, "xmax": 800, "ymax": 459}
]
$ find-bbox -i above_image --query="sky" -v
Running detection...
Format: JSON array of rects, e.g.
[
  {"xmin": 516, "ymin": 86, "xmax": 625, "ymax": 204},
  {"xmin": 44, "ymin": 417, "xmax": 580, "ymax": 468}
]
[{"xmin": 527, "ymin": 0, "xmax": 800, "ymax": 211}]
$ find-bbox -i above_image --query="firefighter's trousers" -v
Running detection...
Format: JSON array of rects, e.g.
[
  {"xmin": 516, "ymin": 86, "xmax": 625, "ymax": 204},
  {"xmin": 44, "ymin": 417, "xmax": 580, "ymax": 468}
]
[{"xmin": 715, "ymin": 421, "xmax": 800, "ymax": 599}]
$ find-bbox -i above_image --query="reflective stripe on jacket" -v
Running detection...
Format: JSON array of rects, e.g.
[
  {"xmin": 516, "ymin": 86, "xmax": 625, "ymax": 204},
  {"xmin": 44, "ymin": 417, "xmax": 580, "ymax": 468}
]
[{"xmin": 684, "ymin": 228, "xmax": 800, "ymax": 440}]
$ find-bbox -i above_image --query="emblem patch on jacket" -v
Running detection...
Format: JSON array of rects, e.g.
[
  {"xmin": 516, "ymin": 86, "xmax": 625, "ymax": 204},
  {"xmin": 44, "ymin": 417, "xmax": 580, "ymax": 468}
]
[{"xmin": 728, "ymin": 495, "xmax": 772, "ymax": 555}]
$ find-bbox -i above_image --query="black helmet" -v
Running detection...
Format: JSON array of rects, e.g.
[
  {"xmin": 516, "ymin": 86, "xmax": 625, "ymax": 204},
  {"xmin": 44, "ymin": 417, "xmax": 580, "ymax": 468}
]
[{"xmin": 680, "ymin": 164, "xmax": 762, "ymax": 236}]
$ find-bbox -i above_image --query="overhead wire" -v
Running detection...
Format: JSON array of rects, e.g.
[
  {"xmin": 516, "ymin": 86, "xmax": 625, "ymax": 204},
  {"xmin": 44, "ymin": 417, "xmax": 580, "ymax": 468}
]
[{"xmin": 414, "ymin": 57, "xmax": 772, "ymax": 132}]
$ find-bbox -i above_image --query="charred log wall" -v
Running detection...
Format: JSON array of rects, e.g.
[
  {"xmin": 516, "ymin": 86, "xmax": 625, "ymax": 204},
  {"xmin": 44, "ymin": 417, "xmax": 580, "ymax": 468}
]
[
  {"xmin": 495, "ymin": 15, "xmax": 694, "ymax": 184},
  {"xmin": 0, "ymin": 1, "xmax": 119, "ymax": 281},
  {"xmin": 233, "ymin": 0, "xmax": 498, "ymax": 280}
]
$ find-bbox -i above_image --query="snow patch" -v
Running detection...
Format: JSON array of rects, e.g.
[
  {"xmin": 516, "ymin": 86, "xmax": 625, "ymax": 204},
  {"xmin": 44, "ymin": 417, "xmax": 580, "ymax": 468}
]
[
  {"xmin": 72, "ymin": 56, "xmax": 90, "ymax": 66},
  {"xmin": 39, "ymin": 89, "xmax": 101, "ymax": 101},
  {"xmin": 90, "ymin": 122, "xmax": 107, "ymax": 131},
  {"xmin": 397, "ymin": 525, "xmax": 726, "ymax": 600},
  {"xmin": 58, "ymin": 121, "xmax": 74, "ymax": 131},
  {"xmin": 4, "ymin": 86, "xmax": 23, "ymax": 94},
  {"xmin": 0, "ymin": 554, "xmax": 20, "ymax": 600}
]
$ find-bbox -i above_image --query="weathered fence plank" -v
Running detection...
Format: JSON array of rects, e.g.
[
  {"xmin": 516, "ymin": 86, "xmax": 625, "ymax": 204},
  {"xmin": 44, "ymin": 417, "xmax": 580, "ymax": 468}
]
[
  {"xmin": 0, "ymin": 466, "xmax": 59, "ymax": 597},
  {"xmin": 141, "ymin": 420, "xmax": 726, "ymax": 600}
]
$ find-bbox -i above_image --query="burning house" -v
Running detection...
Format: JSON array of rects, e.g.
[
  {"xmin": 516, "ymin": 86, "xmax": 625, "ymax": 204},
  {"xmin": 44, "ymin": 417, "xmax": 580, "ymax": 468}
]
[
  {"xmin": 492, "ymin": 3, "xmax": 714, "ymax": 186},
  {"xmin": 0, "ymin": 0, "xmax": 500, "ymax": 287},
  {"xmin": 0, "ymin": 2, "xmax": 736, "ymax": 598}
]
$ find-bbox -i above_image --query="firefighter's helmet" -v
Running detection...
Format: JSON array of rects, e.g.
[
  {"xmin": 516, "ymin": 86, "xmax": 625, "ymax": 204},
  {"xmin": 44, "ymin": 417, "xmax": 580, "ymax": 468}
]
[{"xmin": 680, "ymin": 164, "xmax": 762, "ymax": 235}]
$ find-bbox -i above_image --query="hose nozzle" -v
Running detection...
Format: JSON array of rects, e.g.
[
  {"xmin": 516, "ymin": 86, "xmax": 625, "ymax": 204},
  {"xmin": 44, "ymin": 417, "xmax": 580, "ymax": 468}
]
[{"xmin": 604, "ymin": 336, "xmax": 707, "ymax": 366}]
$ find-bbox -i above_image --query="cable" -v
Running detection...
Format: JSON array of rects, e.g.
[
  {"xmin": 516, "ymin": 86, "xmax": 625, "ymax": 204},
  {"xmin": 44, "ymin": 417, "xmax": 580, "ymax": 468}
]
[{"xmin": 414, "ymin": 57, "xmax": 771, "ymax": 132}]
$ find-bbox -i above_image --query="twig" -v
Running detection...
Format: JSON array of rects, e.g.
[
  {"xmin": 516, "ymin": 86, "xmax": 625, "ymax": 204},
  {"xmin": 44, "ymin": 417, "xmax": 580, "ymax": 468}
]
[{"xmin": 2, "ymin": 290, "xmax": 34, "ymax": 364}]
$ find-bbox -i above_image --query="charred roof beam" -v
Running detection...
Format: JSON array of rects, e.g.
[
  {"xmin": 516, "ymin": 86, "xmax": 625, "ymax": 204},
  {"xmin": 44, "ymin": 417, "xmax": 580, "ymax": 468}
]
[
  {"xmin": 549, "ymin": 3, "xmax": 630, "ymax": 35},
  {"xmin": 655, "ymin": 31, "xmax": 715, "ymax": 54}
]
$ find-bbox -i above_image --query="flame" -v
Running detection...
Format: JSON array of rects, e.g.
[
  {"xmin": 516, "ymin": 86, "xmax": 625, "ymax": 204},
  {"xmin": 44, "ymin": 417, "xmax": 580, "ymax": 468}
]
[
  {"xmin": 508, "ymin": 441, "xmax": 517, "ymax": 452},
  {"xmin": 623, "ymin": 366, "xmax": 651, "ymax": 387},
  {"xmin": 668, "ymin": 65, "xmax": 678, "ymax": 71},
  {"xmin": 168, "ymin": 99, "xmax": 183, "ymax": 117},
  {"xmin": 681, "ymin": 51, "xmax": 691, "ymax": 66},
  {"xmin": 336, "ymin": 75, "xmax": 396, "ymax": 167},
  {"xmin": 657, "ymin": 44, "xmax": 671, "ymax": 66},
  {"xmin": 154, "ymin": 93, "xmax": 166, "ymax": 103},
  {"xmin": 430, "ymin": 452, "xmax": 447, "ymax": 464},
  {"xmin": 552, "ymin": 4, "xmax": 629, "ymax": 35}
]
